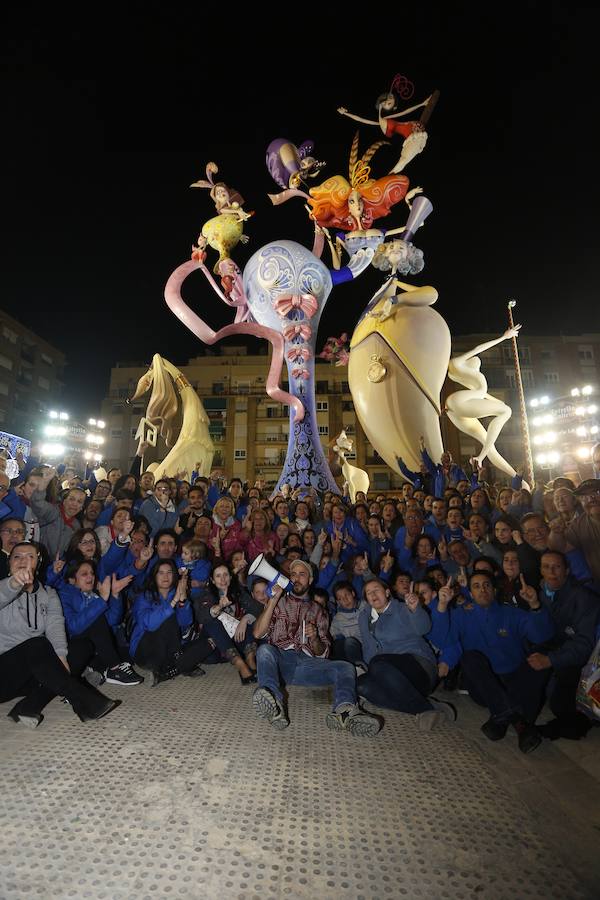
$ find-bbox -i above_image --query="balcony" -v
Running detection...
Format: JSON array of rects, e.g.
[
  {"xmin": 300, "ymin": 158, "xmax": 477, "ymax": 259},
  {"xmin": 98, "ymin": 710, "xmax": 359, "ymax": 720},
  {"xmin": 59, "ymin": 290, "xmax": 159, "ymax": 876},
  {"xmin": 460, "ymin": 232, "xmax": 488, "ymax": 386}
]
[
  {"xmin": 256, "ymin": 433, "xmax": 288, "ymax": 443},
  {"xmin": 255, "ymin": 455, "xmax": 286, "ymax": 467}
]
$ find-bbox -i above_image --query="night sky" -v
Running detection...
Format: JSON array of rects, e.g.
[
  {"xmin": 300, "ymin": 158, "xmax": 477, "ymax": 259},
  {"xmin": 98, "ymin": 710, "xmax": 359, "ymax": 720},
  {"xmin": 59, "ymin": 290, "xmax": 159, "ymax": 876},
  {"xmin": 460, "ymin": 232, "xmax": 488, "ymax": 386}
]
[{"xmin": 3, "ymin": 4, "xmax": 599, "ymax": 418}]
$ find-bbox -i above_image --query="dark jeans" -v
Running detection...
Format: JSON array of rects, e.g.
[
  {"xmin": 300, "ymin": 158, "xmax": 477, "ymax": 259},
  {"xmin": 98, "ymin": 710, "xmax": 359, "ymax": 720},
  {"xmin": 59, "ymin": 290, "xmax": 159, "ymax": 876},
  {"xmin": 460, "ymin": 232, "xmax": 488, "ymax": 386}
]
[
  {"xmin": 547, "ymin": 665, "xmax": 591, "ymax": 735},
  {"xmin": 0, "ymin": 636, "xmax": 111, "ymax": 719},
  {"xmin": 70, "ymin": 614, "xmax": 121, "ymax": 672},
  {"xmin": 460, "ymin": 649, "xmax": 550, "ymax": 724},
  {"xmin": 357, "ymin": 654, "xmax": 435, "ymax": 714},
  {"xmin": 134, "ymin": 616, "xmax": 212, "ymax": 673},
  {"xmin": 202, "ymin": 617, "xmax": 257, "ymax": 660},
  {"xmin": 331, "ymin": 636, "xmax": 364, "ymax": 666}
]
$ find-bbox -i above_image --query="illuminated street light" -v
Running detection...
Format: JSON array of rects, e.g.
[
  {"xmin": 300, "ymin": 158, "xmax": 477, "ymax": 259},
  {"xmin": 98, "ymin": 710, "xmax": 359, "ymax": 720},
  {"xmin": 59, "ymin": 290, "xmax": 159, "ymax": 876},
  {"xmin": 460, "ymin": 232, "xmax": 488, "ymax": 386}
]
[
  {"xmin": 533, "ymin": 435, "xmax": 544, "ymax": 446},
  {"xmin": 41, "ymin": 442, "xmax": 65, "ymax": 457},
  {"xmin": 591, "ymin": 425, "xmax": 599, "ymax": 435},
  {"xmin": 547, "ymin": 451, "xmax": 560, "ymax": 464},
  {"xmin": 540, "ymin": 396, "xmax": 550, "ymax": 405},
  {"xmin": 576, "ymin": 426, "xmax": 588, "ymax": 437},
  {"xmin": 530, "ymin": 399, "xmax": 539, "ymax": 408},
  {"xmin": 536, "ymin": 452, "xmax": 547, "ymax": 465},
  {"xmin": 532, "ymin": 416, "xmax": 542, "ymax": 427},
  {"xmin": 582, "ymin": 385, "xmax": 593, "ymax": 395},
  {"xmin": 575, "ymin": 406, "xmax": 585, "ymax": 416},
  {"xmin": 89, "ymin": 418, "xmax": 97, "ymax": 426},
  {"xmin": 59, "ymin": 412, "xmax": 69, "ymax": 421},
  {"xmin": 49, "ymin": 410, "xmax": 58, "ymax": 419},
  {"xmin": 94, "ymin": 453, "xmax": 103, "ymax": 461},
  {"xmin": 587, "ymin": 404, "xmax": 598, "ymax": 414},
  {"xmin": 577, "ymin": 446, "xmax": 591, "ymax": 459},
  {"xmin": 97, "ymin": 420, "xmax": 105, "ymax": 429},
  {"xmin": 571, "ymin": 388, "xmax": 581, "ymax": 397}
]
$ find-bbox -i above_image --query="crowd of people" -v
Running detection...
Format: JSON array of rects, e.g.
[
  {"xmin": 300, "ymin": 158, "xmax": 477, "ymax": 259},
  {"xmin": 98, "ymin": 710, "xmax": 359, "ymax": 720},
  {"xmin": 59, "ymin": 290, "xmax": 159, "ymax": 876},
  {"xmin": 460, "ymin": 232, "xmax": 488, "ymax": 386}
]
[{"xmin": 1, "ymin": 439, "xmax": 599, "ymax": 752}]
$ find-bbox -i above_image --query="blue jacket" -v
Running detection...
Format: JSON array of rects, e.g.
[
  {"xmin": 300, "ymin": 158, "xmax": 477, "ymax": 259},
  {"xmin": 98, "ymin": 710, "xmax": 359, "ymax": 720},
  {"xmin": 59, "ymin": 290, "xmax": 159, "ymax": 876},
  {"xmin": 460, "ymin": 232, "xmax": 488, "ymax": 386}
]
[
  {"xmin": 392, "ymin": 523, "xmax": 437, "ymax": 568},
  {"xmin": 45, "ymin": 538, "xmax": 130, "ymax": 591},
  {"xmin": 129, "ymin": 589, "xmax": 193, "ymax": 657},
  {"xmin": 429, "ymin": 599, "xmax": 554, "ymax": 673},
  {"xmin": 175, "ymin": 556, "xmax": 211, "ymax": 585},
  {"xmin": 421, "ymin": 448, "xmax": 467, "ymax": 498},
  {"xmin": 138, "ymin": 496, "xmax": 178, "ymax": 535},
  {"xmin": 58, "ymin": 583, "xmax": 123, "ymax": 637},
  {"xmin": 324, "ymin": 518, "xmax": 369, "ymax": 560},
  {"xmin": 358, "ymin": 598, "xmax": 436, "ymax": 668},
  {"xmin": 396, "ymin": 458, "xmax": 426, "ymax": 491}
]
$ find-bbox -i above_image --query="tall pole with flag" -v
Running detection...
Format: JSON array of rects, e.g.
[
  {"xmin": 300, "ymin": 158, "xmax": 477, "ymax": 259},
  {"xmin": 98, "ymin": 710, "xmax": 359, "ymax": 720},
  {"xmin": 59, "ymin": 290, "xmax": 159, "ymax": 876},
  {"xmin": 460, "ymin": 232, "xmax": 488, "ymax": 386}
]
[{"xmin": 507, "ymin": 300, "xmax": 534, "ymax": 486}]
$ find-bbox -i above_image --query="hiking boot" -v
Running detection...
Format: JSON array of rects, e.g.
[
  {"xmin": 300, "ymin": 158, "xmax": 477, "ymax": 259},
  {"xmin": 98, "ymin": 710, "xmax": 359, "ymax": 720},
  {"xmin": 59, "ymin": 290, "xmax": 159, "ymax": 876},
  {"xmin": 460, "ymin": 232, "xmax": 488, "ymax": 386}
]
[
  {"xmin": 252, "ymin": 687, "xmax": 289, "ymax": 730},
  {"xmin": 151, "ymin": 665, "xmax": 179, "ymax": 687},
  {"xmin": 481, "ymin": 716, "xmax": 509, "ymax": 741},
  {"xmin": 325, "ymin": 704, "xmax": 382, "ymax": 737},
  {"xmin": 105, "ymin": 662, "xmax": 144, "ymax": 686}
]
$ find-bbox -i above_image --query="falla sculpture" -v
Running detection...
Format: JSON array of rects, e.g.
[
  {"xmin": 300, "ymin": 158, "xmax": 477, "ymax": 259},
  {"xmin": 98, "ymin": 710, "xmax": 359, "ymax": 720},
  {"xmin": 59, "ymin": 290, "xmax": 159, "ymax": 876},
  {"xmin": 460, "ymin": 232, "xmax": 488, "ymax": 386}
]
[{"xmin": 163, "ymin": 75, "xmax": 523, "ymax": 492}]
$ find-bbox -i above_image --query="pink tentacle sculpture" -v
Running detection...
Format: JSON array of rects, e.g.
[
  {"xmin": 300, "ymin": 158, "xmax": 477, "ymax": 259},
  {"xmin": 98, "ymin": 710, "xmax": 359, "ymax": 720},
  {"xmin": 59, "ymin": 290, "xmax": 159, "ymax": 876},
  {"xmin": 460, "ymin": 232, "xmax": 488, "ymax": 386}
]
[{"xmin": 164, "ymin": 260, "xmax": 305, "ymax": 422}]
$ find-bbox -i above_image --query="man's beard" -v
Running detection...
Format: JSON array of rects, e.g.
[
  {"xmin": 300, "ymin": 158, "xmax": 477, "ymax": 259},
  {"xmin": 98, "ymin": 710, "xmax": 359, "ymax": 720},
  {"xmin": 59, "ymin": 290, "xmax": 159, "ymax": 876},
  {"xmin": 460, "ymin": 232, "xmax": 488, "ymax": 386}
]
[{"xmin": 292, "ymin": 581, "xmax": 310, "ymax": 597}]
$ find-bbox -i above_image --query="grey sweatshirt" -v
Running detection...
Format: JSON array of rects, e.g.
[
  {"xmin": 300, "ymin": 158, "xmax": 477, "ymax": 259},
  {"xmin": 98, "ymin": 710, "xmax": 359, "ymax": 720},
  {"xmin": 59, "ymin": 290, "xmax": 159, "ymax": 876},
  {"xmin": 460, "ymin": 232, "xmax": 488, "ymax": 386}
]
[
  {"xmin": 0, "ymin": 577, "xmax": 68, "ymax": 658},
  {"xmin": 29, "ymin": 490, "xmax": 78, "ymax": 558}
]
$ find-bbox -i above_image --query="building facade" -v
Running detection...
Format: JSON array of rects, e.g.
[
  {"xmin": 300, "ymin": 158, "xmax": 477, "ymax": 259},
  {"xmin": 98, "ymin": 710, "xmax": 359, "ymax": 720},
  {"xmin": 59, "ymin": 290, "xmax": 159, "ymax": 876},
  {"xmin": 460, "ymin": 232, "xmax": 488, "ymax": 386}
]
[
  {"xmin": 100, "ymin": 333, "xmax": 600, "ymax": 489},
  {"xmin": 0, "ymin": 310, "xmax": 66, "ymax": 439}
]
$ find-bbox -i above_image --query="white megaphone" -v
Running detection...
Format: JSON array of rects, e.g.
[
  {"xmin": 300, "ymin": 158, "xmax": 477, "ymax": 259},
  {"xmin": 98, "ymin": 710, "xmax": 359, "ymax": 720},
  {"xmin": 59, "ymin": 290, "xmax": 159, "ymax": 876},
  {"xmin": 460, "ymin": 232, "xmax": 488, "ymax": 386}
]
[{"xmin": 248, "ymin": 553, "xmax": 291, "ymax": 597}]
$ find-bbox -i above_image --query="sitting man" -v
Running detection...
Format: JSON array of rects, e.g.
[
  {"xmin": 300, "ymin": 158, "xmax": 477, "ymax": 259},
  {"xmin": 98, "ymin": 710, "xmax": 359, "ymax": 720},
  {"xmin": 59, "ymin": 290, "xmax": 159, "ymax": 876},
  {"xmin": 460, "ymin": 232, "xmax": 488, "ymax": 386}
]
[
  {"xmin": 529, "ymin": 550, "xmax": 600, "ymax": 741},
  {"xmin": 251, "ymin": 559, "xmax": 381, "ymax": 736},
  {"xmin": 430, "ymin": 570, "xmax": 555, "ymax": 753}
]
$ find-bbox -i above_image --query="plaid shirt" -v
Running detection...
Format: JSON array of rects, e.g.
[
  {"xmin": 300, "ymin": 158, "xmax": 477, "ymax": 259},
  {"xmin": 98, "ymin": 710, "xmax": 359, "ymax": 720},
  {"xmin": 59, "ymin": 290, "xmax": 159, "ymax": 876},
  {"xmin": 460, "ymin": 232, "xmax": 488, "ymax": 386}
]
[{"xmin": 267, "ymin": 593, "xmax": 331, "ymax": 657}]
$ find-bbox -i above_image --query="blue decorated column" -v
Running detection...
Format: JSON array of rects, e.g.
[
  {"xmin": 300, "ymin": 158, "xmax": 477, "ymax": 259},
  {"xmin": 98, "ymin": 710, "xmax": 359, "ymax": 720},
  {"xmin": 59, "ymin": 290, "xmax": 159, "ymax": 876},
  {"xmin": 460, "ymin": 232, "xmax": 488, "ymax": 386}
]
[{"xmin": 243, "ymin": 240, "xmax": 340, "ymax": 494}]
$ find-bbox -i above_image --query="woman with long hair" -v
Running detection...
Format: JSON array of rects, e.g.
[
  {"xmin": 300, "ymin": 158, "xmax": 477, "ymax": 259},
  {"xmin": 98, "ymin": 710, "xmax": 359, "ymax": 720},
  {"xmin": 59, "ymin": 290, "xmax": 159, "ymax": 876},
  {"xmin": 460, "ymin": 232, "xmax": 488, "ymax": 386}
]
[
  {"xmin": 193, "ymin": 562, "xmax": 263, "ymax": 684},
  {"xmin": 130, "ymin": 561, "xmax": 213, "ymax": 685},
  {"xmin": 245, "ymin": 508, "xmax": 277, "ymax": 564}
]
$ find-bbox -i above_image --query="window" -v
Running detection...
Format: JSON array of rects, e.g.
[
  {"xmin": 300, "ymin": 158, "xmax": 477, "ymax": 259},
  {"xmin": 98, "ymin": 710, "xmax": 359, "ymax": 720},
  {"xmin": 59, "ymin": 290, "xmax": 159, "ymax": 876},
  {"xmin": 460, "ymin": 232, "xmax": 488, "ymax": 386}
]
[
  {"xmin": 316, "ymin": 401, "xmax": 329, "ymax": 411},
  {"xmin": 544, "ymin": 372, "xmax": 560, "ymax": 384},
  {"xmin": 234, "ymin": 449, "xmax": 247, "ymax": 459},
  {"xmin": 40, "ymin": 353, "xmax": 53, "ymax": 366},
  {"xmin": 0, "ymin": 354, "xmax": 13, "ymax": 371},
  {"xmin": 540, "ymin": 349, "xmax": 554, "ymax": 360},
  {"xmin": 2, "ymin": 326, "xmax": 17, "ymax": 343},
  {"xmin": 235, "ymin": 381, "xmax": 250, "ymax": 394},
  {"xmin": 503, "ymin": 346, "xmax": 530, "ymax": 364},
  {"xmin": 111, "ymin": 429, "xmax": 122, "ymax": 438},
  {"xmin": 578, "ymin": 345, "xmax": 594, "ymax": 361},
  {"xmin": 316, "ymin": 381, "xmax": 329, "ymax": 393},
  {"xmin": 38, "ymin": 376, "xmax": 50, "ymax": 390},
  {"xmin": 212, "ymin": 382, "xmax": 225, "ymax": 394},
  {"xmin": 318, "ymin": 425, "xmax": 329, "ymax": 436}
]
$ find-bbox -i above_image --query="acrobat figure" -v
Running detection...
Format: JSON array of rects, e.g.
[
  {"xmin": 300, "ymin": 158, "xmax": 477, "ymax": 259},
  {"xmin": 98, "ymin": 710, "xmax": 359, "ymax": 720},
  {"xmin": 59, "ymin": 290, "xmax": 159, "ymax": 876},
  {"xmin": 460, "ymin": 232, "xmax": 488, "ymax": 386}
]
[
  {"xmin": 445, "ymin": 326, "xmax": 526, "ymax": 480},
  {"xmin": 337, "ymin": 75, "xmax": 439, "ymax": 173},
  {"xmin": 308, "ymin": 134, "xmax": 423, "ymax": 278},
  {"xmin": 190, "ymin": 162, "xmax": 254, "ymax": 272}
]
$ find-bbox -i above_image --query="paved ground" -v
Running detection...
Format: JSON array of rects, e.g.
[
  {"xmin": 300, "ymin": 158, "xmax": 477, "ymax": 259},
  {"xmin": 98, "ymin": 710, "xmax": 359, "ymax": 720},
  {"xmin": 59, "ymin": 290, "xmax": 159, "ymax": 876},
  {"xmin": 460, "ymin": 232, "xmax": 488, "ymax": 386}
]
[{"xmin": 0, "ymin": 666, "xmax": 599, "ymax": 900}]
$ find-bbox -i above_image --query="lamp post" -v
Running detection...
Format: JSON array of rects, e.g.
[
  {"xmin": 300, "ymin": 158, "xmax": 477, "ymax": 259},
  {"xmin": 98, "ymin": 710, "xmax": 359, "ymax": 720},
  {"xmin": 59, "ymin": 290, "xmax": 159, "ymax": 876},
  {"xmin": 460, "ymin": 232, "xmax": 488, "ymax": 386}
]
[{"xmin": 507, "ymin": 300, "xmax": 534, "ymax": 486}]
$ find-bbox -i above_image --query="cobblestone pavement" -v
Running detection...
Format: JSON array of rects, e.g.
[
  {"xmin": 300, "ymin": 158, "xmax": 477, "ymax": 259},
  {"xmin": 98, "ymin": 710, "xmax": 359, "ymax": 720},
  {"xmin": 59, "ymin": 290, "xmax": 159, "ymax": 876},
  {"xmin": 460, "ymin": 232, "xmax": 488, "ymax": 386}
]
[{"xmin": 1, "ymin": 666, "xmax": 598, "ymax": 899}]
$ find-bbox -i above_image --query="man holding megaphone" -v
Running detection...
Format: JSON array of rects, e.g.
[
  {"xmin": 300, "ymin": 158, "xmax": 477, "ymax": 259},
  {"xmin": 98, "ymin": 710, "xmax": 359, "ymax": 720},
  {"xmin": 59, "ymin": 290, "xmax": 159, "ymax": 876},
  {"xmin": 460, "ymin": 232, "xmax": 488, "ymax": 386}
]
[{"xmin": 249, "ymin": 556, "xmax": 382, "ymax": 736}]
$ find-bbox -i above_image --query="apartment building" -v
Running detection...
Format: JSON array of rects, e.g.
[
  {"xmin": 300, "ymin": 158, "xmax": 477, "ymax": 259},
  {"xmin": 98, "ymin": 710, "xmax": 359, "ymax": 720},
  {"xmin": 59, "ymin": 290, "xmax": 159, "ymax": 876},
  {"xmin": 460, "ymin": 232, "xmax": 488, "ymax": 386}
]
[
  {"xmin": 100, "ymin": 333, "xmax": 600, "ymax": 489},
  {"xmin": 0, "ymin": 309, "xmax": 66, "ymax": 439}
]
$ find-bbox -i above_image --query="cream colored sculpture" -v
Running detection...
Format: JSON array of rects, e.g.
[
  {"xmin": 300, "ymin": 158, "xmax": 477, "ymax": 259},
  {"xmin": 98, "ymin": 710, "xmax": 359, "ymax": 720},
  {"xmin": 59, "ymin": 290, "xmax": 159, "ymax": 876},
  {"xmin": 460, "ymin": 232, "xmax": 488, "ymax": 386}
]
[
  {"xmin": 129, "ymin": 353, "xmax": 214, "ymax": 480},
  {"xmin": 333, "ymin": 430, "xmax": 370, "ymax": 502},
  {"xmin": 348, "ymin": 277, "xmax": 450, "ymax": 476},
  {"xmin": 446, "ymin": 326, "xmax": 527, "ymax": 484}
]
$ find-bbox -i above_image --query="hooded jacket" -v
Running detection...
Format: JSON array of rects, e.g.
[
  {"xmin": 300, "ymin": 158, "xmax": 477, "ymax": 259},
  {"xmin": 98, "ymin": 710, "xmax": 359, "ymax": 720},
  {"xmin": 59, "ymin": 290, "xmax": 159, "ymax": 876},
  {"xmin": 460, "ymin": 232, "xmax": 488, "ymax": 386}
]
[{"xmin": 0, "ymin": 576, "xmax": 68, "ymax": 658}]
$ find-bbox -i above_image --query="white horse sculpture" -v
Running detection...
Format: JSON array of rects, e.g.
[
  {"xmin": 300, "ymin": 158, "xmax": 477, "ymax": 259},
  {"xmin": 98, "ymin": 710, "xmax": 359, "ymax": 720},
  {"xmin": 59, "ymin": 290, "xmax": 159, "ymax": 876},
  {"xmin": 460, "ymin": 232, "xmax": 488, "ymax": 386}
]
[{"xmin": 333, "ymin": 430, "xmax": 370, "ymax": 503}]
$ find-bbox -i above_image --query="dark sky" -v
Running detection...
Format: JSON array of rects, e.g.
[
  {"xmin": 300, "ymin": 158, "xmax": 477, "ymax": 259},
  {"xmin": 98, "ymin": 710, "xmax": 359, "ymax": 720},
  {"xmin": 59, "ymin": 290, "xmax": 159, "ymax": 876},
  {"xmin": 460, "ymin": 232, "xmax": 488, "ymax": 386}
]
[{"xmin": 3, "ymin": 3, "xmax": 599, "ymax": 417}]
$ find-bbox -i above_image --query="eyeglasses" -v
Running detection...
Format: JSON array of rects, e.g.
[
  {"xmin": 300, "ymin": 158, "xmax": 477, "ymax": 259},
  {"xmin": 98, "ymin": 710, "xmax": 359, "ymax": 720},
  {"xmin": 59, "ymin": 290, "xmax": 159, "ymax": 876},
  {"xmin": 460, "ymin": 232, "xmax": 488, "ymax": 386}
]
[
  {"xmin": 1, "ymin": 528, "xmax": 26, "ymax": 536},
  {"xmin": 79, "ymin": 538, "xmax": 96, "ymax": 546}
]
